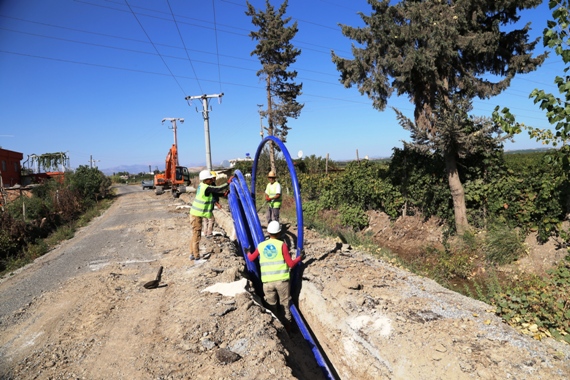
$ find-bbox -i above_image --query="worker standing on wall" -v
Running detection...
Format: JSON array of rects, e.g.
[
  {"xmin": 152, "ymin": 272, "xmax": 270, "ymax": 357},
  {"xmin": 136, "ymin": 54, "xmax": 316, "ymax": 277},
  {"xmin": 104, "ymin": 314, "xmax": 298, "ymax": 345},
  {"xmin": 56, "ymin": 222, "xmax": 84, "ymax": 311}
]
[
  {"xmin": 265, "ymin": 171, "xmax": 281, "ymax": 226},
  {"xmin": 247, "ymin": 221, "xmax": 303, "ymax": 333},
  {"xmin": 189, "ymin": 170, "xmax": 230, "ymax": 260}
]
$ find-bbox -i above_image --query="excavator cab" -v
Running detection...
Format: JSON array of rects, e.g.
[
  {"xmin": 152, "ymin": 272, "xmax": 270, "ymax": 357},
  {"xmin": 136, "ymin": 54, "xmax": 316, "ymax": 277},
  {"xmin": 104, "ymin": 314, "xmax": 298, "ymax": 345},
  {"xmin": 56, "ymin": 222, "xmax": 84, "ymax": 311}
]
[{"xmin": 175, "ymin": 166, "xmax": 189, "ymax": 184}]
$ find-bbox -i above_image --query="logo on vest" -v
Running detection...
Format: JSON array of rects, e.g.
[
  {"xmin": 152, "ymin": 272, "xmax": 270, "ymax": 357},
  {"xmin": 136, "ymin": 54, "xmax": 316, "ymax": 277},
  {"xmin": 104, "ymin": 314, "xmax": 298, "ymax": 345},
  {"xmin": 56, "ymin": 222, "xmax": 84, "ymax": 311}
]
[{"xmin": 262, "ymin": 244, "xmax": 278, "ymax": 259}]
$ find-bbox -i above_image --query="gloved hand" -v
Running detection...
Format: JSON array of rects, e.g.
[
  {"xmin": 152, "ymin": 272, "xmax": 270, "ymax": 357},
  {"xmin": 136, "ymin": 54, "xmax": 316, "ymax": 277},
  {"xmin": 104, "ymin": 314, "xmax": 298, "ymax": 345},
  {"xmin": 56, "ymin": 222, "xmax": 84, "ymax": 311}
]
[
  {"xmin": 227, "ymin": 175, "xmax": 235, "ymax": 184},
  {"xmin": 223, "ymin": 190, "xmax": 229, "ymax": 197},
  {"xmin": 265, "ymin": 195, "xmax": 270, "ymax": 202},
  {"xmin": 300, "ymin": 250, "xmax": 306, "ymax": 260}
]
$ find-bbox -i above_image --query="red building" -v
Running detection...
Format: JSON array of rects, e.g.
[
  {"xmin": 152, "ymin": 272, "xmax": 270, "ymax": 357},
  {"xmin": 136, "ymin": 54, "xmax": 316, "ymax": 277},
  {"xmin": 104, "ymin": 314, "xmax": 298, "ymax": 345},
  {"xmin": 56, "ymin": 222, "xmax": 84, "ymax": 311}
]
[{"xmin": 0, "ymin": 148, "xmax": 23, "ymax": 187}]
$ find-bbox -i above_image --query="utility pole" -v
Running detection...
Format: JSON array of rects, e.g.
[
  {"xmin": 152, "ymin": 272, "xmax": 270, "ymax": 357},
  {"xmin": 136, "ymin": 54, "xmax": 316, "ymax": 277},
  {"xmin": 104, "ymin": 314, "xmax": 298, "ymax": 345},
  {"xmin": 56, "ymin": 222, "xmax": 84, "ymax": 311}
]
[
  {"xmin": 257, "ymin": 104, "xmax": 264, "ymax": 140},
  {"xmin": 161, "ymin": 118, "xmax": 184, "ymax": 165},
  {"xmin": 185, "ymin": 93, "xmax": 224, "ymax": 171},
  {"xmin": 89, "ymin": 155, "xmax": 100, "ymax": 169}
]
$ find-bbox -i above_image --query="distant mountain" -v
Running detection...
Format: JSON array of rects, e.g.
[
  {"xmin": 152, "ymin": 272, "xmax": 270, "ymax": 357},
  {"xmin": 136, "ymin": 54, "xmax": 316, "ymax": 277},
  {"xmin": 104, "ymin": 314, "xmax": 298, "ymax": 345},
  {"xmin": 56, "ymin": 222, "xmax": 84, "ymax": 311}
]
[
  {"xmin": 504, "ymin": 147, "xmax": 551, "ymax": 154},
  {"xmin": 100, "ymin": 163, "xmax": 208, "ymax": 176},
  {"xmin": 99, "ymin": 164, "xmax": 153, "ymax": 176}
]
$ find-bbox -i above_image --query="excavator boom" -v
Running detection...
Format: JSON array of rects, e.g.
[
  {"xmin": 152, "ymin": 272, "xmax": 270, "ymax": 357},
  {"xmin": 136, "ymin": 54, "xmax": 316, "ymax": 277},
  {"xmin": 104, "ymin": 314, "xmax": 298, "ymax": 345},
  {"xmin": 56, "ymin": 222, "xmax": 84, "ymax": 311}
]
[{"xmin": 154, "ymin": 144, "xmax": 190, "ymax": 197}]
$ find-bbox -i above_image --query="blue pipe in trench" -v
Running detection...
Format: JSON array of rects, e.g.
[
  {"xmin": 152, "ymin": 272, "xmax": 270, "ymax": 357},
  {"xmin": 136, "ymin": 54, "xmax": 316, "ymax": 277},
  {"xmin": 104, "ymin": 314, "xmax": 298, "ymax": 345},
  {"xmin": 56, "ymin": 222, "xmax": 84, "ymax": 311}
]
[{"xmin": 227, "ymin": 136, "xmax": 335, "ymax": 380}]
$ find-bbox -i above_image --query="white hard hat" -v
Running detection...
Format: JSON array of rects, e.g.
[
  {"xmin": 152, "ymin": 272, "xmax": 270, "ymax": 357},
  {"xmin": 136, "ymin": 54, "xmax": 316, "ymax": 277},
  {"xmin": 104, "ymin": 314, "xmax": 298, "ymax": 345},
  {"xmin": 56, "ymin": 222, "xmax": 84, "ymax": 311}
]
[
  {"xmin": 267, "ymin": 221, "xmax": 281, "ymax": 234},
  {"xmin": 199, "ymin": 169, "xmax": 215, "ymax": 181}
]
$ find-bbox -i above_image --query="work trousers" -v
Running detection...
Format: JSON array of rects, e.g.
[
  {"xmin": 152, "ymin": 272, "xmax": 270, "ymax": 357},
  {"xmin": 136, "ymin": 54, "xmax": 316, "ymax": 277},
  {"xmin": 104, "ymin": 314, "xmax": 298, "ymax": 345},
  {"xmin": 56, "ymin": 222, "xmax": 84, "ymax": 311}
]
[
  {"xmin": 263, "ymin": 279, "xmax": 291, "ymax": 321},
  {"xmin": 190, "ymin": 215, "xmax": 203, "ymax": 256},
  {"xmin": 266, "ymin": 207, "xmax": 280, "ymax": 226},
  {"xmin": 204, "ymin": 215, "xmax": 215, "ymax": 236}
]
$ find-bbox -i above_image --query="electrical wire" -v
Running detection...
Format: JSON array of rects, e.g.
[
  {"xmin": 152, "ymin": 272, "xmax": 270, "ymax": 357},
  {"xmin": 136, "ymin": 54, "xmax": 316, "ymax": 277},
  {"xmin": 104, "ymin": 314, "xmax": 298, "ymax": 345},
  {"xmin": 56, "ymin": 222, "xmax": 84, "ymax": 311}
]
[
  {"xmin": 166, "ymin": 0, "xmax": 203, "ymax": 94},
  {"xmin": 124, "ymin": 0, "xmax": 187, "ymax": 96},
  {"xmin": 212, "ymin": 0, "xmax": 224, "ymax": 93}
]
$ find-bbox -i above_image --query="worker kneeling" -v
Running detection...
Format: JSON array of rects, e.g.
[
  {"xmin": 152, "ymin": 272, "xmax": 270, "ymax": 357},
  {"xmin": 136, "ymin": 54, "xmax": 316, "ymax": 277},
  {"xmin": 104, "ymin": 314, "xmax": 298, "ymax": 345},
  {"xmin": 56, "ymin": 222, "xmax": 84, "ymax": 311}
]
[{"xmin": 247, "ymin": 221, "xmax": 303, "ymax": 333}]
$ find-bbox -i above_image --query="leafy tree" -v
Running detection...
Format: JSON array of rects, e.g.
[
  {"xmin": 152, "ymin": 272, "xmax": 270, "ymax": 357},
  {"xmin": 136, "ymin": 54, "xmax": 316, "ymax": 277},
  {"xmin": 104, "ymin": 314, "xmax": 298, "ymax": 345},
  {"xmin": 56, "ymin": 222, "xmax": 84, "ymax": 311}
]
[
  {"xmin": 495, "ymin": 0, "xmax": 570, "ymax": 159},
  {"xmin": 246, "ymin": 0, "xmax": 304, "ymax": 173},
  {"xmin": 295, "ymin": 154, "xmax": 337, "ymax": 174},
  {"xmin": 67, "ymin": 166, "xmax": 111, "ymax": 206},
  {"xmin": 332, "ymin": 0, "xmax": 546, "ymax": 234},
  {"xmin": 492, "ymin": 0, "xmax": 570, "ymax": 240},
  {"xmin": 232, "ymin": 160, "xmax": 254, "ymax": 175}
]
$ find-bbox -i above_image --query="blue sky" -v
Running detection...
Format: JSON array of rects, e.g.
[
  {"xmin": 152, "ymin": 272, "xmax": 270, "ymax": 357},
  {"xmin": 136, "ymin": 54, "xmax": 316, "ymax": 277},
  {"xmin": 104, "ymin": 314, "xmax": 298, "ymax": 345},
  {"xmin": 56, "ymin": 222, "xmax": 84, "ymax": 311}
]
[{"xmin": 0, "ymin": 0, "xmax": 564, "ymax": 173}]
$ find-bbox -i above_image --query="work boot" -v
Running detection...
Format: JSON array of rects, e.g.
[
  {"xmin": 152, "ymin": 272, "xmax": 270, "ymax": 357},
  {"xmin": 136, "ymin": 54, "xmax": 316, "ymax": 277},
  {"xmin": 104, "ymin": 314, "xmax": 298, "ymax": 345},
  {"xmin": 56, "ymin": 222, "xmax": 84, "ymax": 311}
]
[
  {"xmin": 189, "ymin": 255, "xmax": 196, "ymax": 260},
  {"xmin": 199, "ymin": 252, "xmax": 211, "ymax": 260}
]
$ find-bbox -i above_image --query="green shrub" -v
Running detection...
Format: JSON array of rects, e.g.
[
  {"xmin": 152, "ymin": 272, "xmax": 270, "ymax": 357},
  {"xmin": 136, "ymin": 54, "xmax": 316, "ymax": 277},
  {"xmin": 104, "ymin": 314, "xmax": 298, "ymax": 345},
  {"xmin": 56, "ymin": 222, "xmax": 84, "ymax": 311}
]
[
  {"xmin": 338, "ymin": 205, "xmax": 368, "ymax": 231},
  {"xmin": 5, "ymin": 195, "xmax": 48, "ymax": 222},
  {"xmin": 46, "ymin": 225, "xmax": 75, "ymax": 245},
  {"xmin": 389, "ymin": 147, "xmax": 452, "ymax": 222},
  {"xmin": 25, "ymin": 240, "xmax": 49, "ymax": 260},
  {"xmin": 0, "ymin": 230, "xmax": 17, "ymax": 258},
  {"xmin": 484, "ymin": 223, "xmax": 528, "ymax": 265},
  {"xmin": 301, "ymin": 200, "xmax": 324, "ymax": 220},
  {"xmin": 427, "ymin": 232, "xmax": 480, "ymax": 281},
  {"xmin": 66, "ymin": 165, "xmax": 111, "ymax": 207},
  {"xmin": 435, "ymin": 250, "xmax": 474, "ymax": 281}
]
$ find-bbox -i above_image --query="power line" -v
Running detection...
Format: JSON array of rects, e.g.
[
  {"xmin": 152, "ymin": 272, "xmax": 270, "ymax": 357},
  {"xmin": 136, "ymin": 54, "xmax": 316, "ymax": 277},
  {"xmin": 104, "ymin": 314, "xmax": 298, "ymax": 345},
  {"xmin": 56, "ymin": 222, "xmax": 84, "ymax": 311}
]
[
  {"xmin": 165, "ymin": 0, "xmax": 203, "ymax": 93},
  {"xmin": 4, "ymin": 14, "xmax": 560, "ymax": 87},
  {"xmin": 75, "ymin": 0, "xmax": 354, "ymax": 55},
  {"xmin": 1, "ymin": 24, "xmax": 559, "ymax": 97},
  {"xmin": 211, "ymin": 0, "xmax": 224, "ymax": 93},
  {"xmin": 0, "ymin": 49, "xmax": 554, "ymax": 122},
  {"xmin": 0, "ymin": 22, "xmax": 349, "ymax": 80},
  {"xmin": 124, "ymin": 0, "xmax": 187, "ymax": 96},
  {"xmin": 1, "ymin": 3, "xmax": 558, "ymax": 122}
]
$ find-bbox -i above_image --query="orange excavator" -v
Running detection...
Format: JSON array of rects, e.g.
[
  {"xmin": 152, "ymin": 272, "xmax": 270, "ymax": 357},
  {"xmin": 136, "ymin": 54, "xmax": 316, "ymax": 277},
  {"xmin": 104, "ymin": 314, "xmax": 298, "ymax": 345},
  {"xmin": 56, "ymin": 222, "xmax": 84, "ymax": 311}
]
[{"xmin": 154, "ymin": 144, "xmax": 190, "ymax": 197}]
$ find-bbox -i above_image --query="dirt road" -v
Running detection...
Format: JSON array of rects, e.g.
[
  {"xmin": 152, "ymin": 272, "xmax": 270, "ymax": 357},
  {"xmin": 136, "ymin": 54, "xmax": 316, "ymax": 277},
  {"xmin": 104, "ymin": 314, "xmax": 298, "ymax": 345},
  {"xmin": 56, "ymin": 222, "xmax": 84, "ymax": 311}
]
[{"xmin": 0, "ymin": 187, "xmax": 569, "ymax": 379}]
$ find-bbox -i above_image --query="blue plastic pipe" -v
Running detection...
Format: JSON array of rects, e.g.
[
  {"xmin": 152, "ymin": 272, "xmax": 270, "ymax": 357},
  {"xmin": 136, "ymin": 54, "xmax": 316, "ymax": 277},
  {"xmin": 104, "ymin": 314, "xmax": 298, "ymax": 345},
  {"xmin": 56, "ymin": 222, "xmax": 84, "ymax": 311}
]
[{"xmin": 228, "ymin": 136, "xmax": 335, "ymax": 380}]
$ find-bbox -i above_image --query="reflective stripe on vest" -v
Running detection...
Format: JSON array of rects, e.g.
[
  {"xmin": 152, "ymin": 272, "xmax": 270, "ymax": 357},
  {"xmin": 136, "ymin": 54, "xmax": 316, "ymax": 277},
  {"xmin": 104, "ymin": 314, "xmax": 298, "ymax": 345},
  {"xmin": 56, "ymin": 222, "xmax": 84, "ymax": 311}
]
[
  {"xmin": 190, "ymin": 183, "xmax": 214, "ymax": 217},
  {"xmin": 258, "ymin": 238, "xmax": 289, "ymax": 283},
  {"xmin": 266, "ymin": 182, "xmax": 282, "ymax": 208}
]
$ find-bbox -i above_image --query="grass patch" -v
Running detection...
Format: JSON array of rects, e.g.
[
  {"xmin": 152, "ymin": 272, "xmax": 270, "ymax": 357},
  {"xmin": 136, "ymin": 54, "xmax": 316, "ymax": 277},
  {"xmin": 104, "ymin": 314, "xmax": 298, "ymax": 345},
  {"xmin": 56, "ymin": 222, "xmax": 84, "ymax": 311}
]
[
  {"xmin": 284, "ymin": 200, "xmax": 398, "ymax": 263},
  {"xmin": 484, "ymin": 223, "xmax": 528, "ymax": 265}
]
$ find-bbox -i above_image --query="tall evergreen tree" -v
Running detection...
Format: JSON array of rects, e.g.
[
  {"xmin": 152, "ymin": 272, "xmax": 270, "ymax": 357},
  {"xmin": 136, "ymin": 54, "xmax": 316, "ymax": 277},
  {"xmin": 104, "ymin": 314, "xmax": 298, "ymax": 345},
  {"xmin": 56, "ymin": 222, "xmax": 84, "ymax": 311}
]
[
  {"xmin": 246, "ymin": 0, "xmax": 303, "ymax": 172},
  {"xmin": 332, "ymin": 0, "xmax": 546, "ymax": 234}
]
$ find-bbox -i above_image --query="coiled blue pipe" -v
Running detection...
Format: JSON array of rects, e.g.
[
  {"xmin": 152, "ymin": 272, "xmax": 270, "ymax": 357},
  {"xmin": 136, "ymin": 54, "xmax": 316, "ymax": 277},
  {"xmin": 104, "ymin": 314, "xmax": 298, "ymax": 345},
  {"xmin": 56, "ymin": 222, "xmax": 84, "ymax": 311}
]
[{"xmin": 227, "ymin": 136, "xmax": 335, "ymax": 380}]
